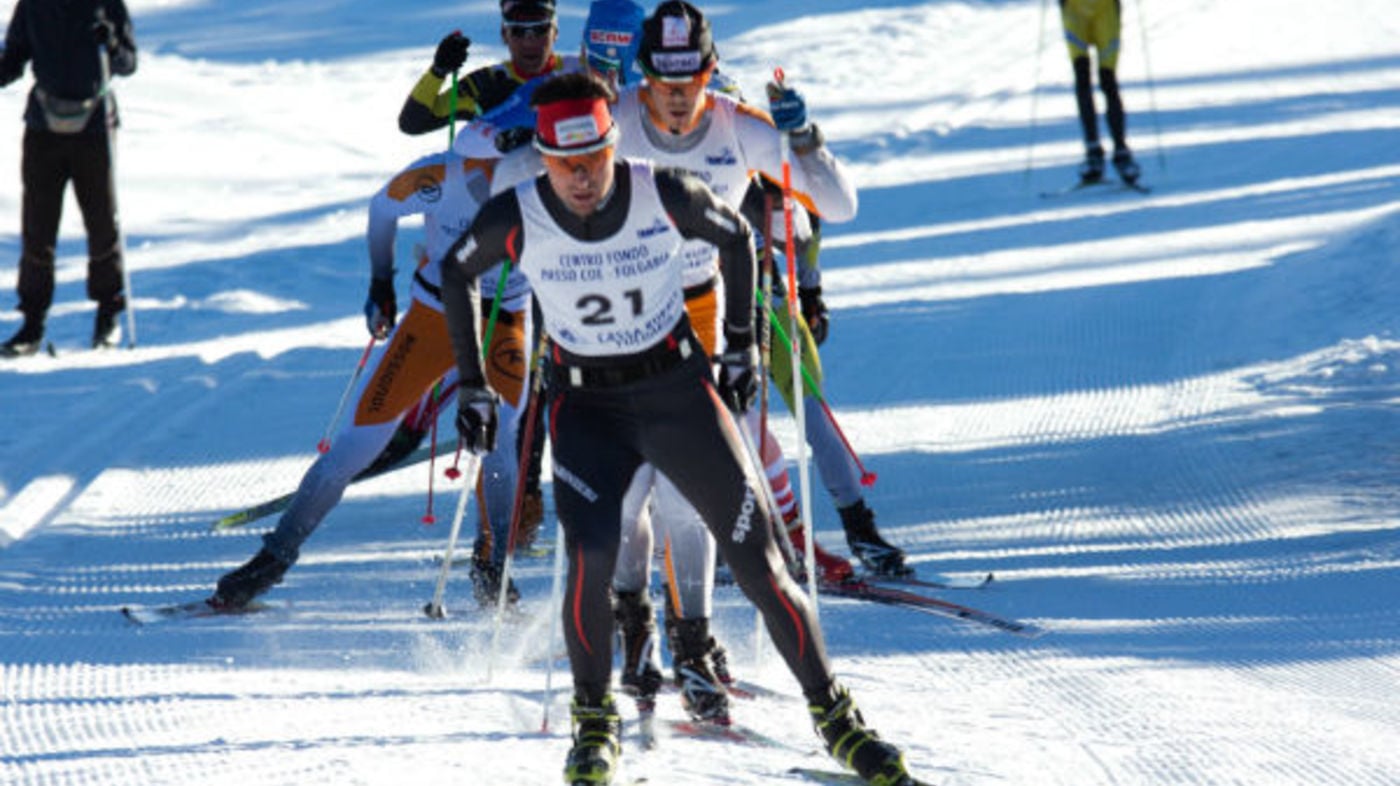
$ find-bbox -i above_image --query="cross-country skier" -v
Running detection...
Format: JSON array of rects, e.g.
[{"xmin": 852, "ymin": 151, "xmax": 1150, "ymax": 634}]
[
  {"xmin": 441, "ymin": 69, "xmax": 920, "ymax": 786},
  {"xmin": 1059, "ymin": 0, "xmax": 1140, "ymax": 184},
  {"xmin": 399, "ymin": 0, "xmax": 577, "ymax": 136},
  {"xmin": 208, "ymin": 148, "xmax": 533, "ymax": 611}
]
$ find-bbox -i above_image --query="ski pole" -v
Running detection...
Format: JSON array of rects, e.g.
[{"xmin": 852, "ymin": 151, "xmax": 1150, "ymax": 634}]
[
  {"xmin": 449, "ymin": 64, "xmax": 460, "ymax": 147},
  {"xmin": 774, "ymin": 66, "xmax": 818, "ymax": 612},
  {"xmin": 488, "ymin": 330, "xmax": 549, "ymax": 683},
  {"xmin": 756, "ymin": 289, "xmax": 877, "ymax": 486},
  {"xmin": 421, "ymin": 381, "xmax": 445, "ymax": 524},
  {"xmin": 424, "ymin": 452, "xmax": 482, "ymax": 619},
  {"xmin": 316, "ymin": 334, "xmax": 377, "ymax": 453},
  {"xmin": 758, "ymin": 190, "xmax": 774, "ymax": 461},
  {"xmin": 96, "ymin": 36, "xmax": 137, "ymax": 349},
  {"xmin": 1133, "ymin": 0, "xmax": 1167, "ymax": 173},
  {"xmin": 1024, "ymin": 0, "xmax": 1051, "ymax": 185},
  {"xmin": 753, "ymin": 191, "xmax": 778, "ymax": 655},
  {"xmin": 540, "ymin": 514, "xmax": 567, "ymax": 732},
  {"xmin": 736, "ymin": 413, "xmax": 800, "ymax": 660}
]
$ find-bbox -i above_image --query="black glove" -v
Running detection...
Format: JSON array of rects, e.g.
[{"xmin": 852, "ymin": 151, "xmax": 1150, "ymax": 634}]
[
  {"xmin": 716, "ymin": 327, "xmax": 758, "ymax": 413},
  {"xmin": 494, "ymin": 126, "xmax": 534, "ymax": 154},
  {"xmin": 798, "ymin": 286, "xmax": 829, "ymax": 346},
  {"xmin": 92, "ymin": 16, "xmax": 116, "ymax": 49},
  {"xmin": 363, "ymin": 276, "xmax": 397, "ymax": 339},
  {"xmin": 456, "ymin": 387, "xmax": 500, "ymax": 456},
  {"xmin": 431, "ymin": 31, "xmax": 471, "ymax": 77}
]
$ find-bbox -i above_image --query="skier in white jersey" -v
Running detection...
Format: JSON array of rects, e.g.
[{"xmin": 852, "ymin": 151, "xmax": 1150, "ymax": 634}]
[
  {"xmin": 209, "ymin": 149, "xmax": 532, "ymax": 611},
  {"xmin": 603, "ymin": 0, "xmax": 912, "ymax": 723},
  {"xmin": 441, "ymin": 72, "xmax": 919, "ymax": 786}
]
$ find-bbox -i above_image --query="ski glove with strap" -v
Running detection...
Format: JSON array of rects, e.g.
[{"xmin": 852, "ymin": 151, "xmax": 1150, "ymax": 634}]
[
  {"xmin": 766, "ymin": 82, "xmax": 809, "ymax": 133},
  {"xmin": 92, "ymin": 14, "xmax": 116, "ymax": 49},
  {"xmin": 456, "ymin": 387, "xmax": 499, "ymax": 456},
  {"xmin": 495, "ymin": 126, "xmax": 534, "ymax": 154},
  {"xmin": 364, "ymin": 276, "xmax": 397, "ymax": 339},
  {"xmin": 716, "ymin": 326, "xmax": 758, "ymax": 413},
  {"xmin": 431, "ymin": 31, "xmax": 471, "ymax": 78},
  {"xmin": 799, "ymin": 286, "xmax": 829, "ymax": 346}
]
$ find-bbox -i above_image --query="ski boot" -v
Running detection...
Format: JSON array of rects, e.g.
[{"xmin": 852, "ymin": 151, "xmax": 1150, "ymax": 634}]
[
  {"xmin": 564, "ymin": 694, "xmax": 622, "ymax": 785},
  {"xmin": 210, "ymin": 548, "xmax": 291, "ymax": 609},
  {"xmin": 470, "ymin": 558, "xmax": 520, "ymax": 608},
  {"xmin": 666, "ymin": 616, "xmax": 731, "ymax": 724},
  {"xmin": 613, "ymin": 590, "xmax": 663, "ymax": 702},
  {"xmin": 1, "ymin": 315, "xmax": 44, "ymax": 358},
  {"xmin": 785, "ymin": 510, "xmax": 855, "ymax": 585},
  {"xmin": 92, "ymin": 295, "xmax": 124, "ymax": 349},
  {"xmin": 1112, "ymin": 147, "xmax": 1141, "ymax": 185},
  {"xmin": 707, "ymin": 634, "xmax": 734, "ymax": 687},
  {"xmin": 839, "ymin": 500, "xmax": 911, "ymax": 578},
  {"xmin": 1078, "ymin": 144, "xmax": 1106, "ymax": 184},
  {"xmin": 809, "ymin": 682, "xmax": 915, "ymax": 786}
]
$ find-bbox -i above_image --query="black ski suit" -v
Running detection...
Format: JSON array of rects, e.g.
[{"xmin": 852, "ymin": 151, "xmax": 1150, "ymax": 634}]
[{"xmin": 442, "ymin": 159, "xmax": 836, "ymax": 704}]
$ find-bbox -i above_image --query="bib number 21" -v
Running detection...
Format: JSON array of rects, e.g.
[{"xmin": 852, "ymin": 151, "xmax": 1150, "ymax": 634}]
[{"xmin": 577, "ymin": 289, "xmax": 643, "ymax": 325}]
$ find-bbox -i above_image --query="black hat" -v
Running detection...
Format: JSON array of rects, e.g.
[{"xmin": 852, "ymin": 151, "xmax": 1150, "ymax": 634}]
[
  {"xmin": 501, "ymin": 0, "xmax": 556, "ymax": 22},
  {"xmin": 638, "ymin": 1, "xmax": 717, "ymax": 82}
]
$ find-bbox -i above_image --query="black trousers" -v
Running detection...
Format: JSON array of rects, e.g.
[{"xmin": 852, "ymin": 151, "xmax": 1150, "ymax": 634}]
[
  {"xmin": 549, "ymin": 349, "xmax": 833, "ymax": 704},
  {"xmin": 15, "ymin": 126, "xmax": 124, "ymax": 319}
]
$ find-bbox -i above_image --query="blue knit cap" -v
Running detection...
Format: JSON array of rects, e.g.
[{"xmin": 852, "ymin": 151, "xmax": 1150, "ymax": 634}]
[{"xmin": 583, "ymin": 0, "xmax": 646, "ymax": 85}]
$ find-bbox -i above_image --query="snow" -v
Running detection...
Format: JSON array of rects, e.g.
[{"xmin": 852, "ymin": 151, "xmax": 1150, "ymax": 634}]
[{"xmin": 2, "ymin": 0, "xmax": 1399, "ymax": 784}]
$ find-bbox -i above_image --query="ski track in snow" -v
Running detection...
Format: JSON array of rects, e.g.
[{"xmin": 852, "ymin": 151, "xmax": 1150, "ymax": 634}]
[{"xmin": 3, "ymin": 0, "xmax": 1400, "ymax": 784}]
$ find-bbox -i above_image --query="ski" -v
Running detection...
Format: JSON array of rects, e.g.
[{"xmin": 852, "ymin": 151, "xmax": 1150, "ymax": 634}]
[
  {"xmin": 718, "ymin": 565, "xmax": 992, "ymax": 593},
  {"xmin": 820, "ymin": 580, "xmax": 1042, "ymax": 638},
  {"xmin": 1040, "ymin": 179, "xmax": 1151, "ymax": 198},
  {"xmin": 653, "ymin": 677, "xmax": 789, "ymax": 703},
  {"xmin": 857, "ymin": 570, "xmax": 993, "ymax": 591},
  {"xmin": 664, "ymin": 718, "xmax": 798, "ymax": 751},
  {"xmin": 211, "ymin": 440, "xmax": 458, "ymax": 531},
  {"xmin": 787, "ymin": 766, "xmax": 936, "ymax": 786},
  {"xmin": 721, "ymin": 678, "xmax": 791, "ymax": 701},
  {"xmin": 120, "ymin": 599, "xmax": 284, "ymax": 625}
]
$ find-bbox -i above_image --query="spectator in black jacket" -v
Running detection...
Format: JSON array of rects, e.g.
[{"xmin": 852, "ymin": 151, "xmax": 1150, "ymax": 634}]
[{"xmin": 0, "ymin": 0, "xmax": 137, "ymax": 356}]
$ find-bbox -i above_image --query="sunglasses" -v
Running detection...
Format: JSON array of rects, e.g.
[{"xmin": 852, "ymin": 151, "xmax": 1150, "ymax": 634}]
[
  {"xmin": 642, "ymin": 64, "xmax": 713, "ymax": 87},
  {"xmin": 505, "ymin": 21, "xmax": 553, "ymax": 40},
  {"xmin": 541, "ymin": 146, "xmax": 613, "ymax": 174}
]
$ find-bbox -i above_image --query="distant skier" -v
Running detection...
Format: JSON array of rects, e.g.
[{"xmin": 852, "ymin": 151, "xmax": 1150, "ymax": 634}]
[
  {"xmin": 441, "ymin": 70, "xmax": 921, "ymax": 786},
  {"xmin": 1059, "ymin": 0, "xmax": 1140, "ymax": 185},
  {"xmin": 0, "ymin": 0, "xmax": 138, "ymax": 355},
  {"xmin": 209, "ymin": 149, "xmax": 533, "ymax": 612},
  {"xmin": 398, "ymin": 0, "xmax": 577, "ymax": 136}
]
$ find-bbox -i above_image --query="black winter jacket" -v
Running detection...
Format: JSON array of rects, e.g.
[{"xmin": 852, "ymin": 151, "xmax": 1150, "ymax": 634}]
[{"xmin": 0, "ymin": 0, "xmax": 138, "ymax": 134}]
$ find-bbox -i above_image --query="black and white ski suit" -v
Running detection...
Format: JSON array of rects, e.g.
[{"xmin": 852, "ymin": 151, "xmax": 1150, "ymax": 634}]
[{"xmin": 442, "ymin": 159, "xmax": 836, "ymax": 703}]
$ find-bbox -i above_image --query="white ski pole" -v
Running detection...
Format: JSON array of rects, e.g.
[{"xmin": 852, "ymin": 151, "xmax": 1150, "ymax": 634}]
[
  {"xmin": 540, "ymin": 516, "xmax": 567, "ymax": 732},
  {"xmin": 1024, "ymin": 0, "xmax": 1051, "ymax": 185},
  {"xmin": 424, "ymin": 452, "xmax": 482, "ymax": 619},
  {"xmin": 1133, "ymin": 0, "xmax": 1167, "ymax": 173},
  {"xmin": 488, "ymin": 332, "xmax": 549, "ymax": 682},
  {"xmin": 97, "ymin": 35, "xmax": 137, "ymax": 349},
  {"xmin": 316, "ymin": 335, "xmax": 378, "ymax": 453},
  {"xmin": 736, "ymin": 413, "xmax": 798, "ymax": 664},
  {"xmin": 773, "ymin": 67, "xmax": 819, "ymax": 614}
]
